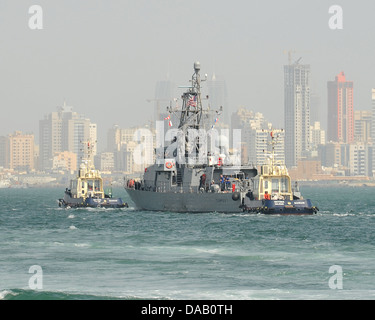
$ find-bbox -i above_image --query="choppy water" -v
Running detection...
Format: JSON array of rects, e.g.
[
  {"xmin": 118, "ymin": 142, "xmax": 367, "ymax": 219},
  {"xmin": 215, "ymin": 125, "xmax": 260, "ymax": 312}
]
[{"xmin": 1, "ymin": 186, "xmax": 375, "ymax": 300}]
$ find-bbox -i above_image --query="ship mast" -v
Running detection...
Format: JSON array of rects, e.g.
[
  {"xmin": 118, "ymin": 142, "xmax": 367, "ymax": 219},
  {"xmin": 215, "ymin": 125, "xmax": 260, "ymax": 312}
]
[
  {"xmin": 80, "ymin": 139, "xmax": 96, "ymax": 171},
  {"xmin": 178, "ymin": 61, "xmax": 205, "ymax": 131},
  {"xmin": 263, "ymin": 128, "xmax": 284, "ymax": 169},
  {"xmin": 175, "ymin": 62, "xmax": 209, "ymax": 164}
]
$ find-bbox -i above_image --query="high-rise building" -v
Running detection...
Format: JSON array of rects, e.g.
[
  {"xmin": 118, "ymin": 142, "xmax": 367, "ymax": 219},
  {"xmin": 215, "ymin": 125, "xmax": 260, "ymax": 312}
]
[
  {"xmin": 354, "ymin": 110, "xmax": 372, "ymax": 143},
  {"xmin": 39, "ymin": 110, "xmax": 62, "ymax": 170},
  {"xmin": 284, "ymin": 61, "xmax": 311, "ymax": 167},
  {"xmin": 89, "ymin": 123, "xmax": 98, "ymax": 156},
  {"xmin": 349, "ymin": 143, "xmax": 372, "ymax": 176},
  {"xmin": 309, "ymin": 121, "xmax": 326, "ymax": 148},
  {"xmin": 319, "ymin": 142, "xmax": 349, "ymax": 171},
  {"xmin": 243, "ymin": 127, "xmax": 285, "ymax": 167},
  {"xmin": 106, "ymin": 125, "xmax": 155, "ymax": 173},
  {"xmin": 94, "ymin": 152, "xmax": 115, "ymax": 172},
  {"xmin": 232, "ymin": 108, "xmax": 285, "ymax": 166},
  {"xmin": 327, "ymin": 72, "xmax": 354, "ymax": 143},
  {"xmin": 8, "ymin": 131, "xmax": 35, "ymax": 171},
  {"xmin": 39, "ymin": 103, "xmax": 95, "ymax": 171},
  {"xmin": 310, "ymin": 93, "xmax": 321, "ymax": 125}
]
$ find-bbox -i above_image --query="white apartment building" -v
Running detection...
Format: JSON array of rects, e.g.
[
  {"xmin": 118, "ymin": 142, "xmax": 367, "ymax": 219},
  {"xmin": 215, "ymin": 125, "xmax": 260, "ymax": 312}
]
[
  {"xmin": 309, "ymin": 121, "xmax": 326, "ymax": 148},
  {"xmin": 39, "ymin": 103, "xmax": 95, "ymax": 171},
  {"xmin": 284, "ymin": 62, "xmax": 311, "ymax": 167}
]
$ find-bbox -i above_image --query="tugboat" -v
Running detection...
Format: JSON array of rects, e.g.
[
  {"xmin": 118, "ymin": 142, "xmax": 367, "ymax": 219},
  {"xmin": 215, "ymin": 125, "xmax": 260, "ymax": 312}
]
[
  {"xmin": 240, "ymin": 130, "xmax": 319, "ymax": 215},
  {"xmin": 125, "ymin": 62, "xmax": 318, "ymax": 215},
  {"xmin": 59, "ymin": 141, "xmax": 128, "ymax": 209}
]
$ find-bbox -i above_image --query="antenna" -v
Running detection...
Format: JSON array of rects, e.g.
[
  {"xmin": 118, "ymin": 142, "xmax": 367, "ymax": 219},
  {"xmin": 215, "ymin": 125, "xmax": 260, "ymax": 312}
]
[{"xmin": 262, "ymin": 128, "xmax": 284, "ymax": 167}]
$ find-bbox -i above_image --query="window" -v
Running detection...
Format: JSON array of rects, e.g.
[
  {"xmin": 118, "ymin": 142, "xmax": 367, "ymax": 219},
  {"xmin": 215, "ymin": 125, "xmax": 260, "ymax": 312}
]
[
  {"xmin": 280, "ymin": 177, "xmax": 289, "ymax": 193},
  {"xmin": 272, "ymin": 179, "xmax": 279, "ymax": 193},
  {"xmin": 70, "ymin": 180, "xmax": 77, "ymax": 190},
  {"xmin": 94, "ymin": 179, "xmax": 101, "ymax": 191}
]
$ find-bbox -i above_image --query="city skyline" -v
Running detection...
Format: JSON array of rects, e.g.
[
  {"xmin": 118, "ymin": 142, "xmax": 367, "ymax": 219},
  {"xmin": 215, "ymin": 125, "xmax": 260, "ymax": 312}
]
[
  {"xmin": 1, "ymin": 1, "xmax": 375, "ymax": 145},
  {"xmin": 0, "ymin": 67, "xmax": 371, "ymax": 149},
  {"xmin": 0, "ymin": 96, "xmax": 373, "ymax": 178}
]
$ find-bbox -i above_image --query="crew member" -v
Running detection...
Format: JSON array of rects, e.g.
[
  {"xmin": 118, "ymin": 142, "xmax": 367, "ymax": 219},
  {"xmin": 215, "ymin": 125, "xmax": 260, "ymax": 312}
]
[
  {"xmin": 199, "ymin": 174, "xmax": 206, "ymax": 190},
  {"xmin": 220, "ymin": 175, "xmax": 225, "ymax": 191},
  {"xmin": 264, "ymin": 191, "xmax": 271, "ymax": 200}
]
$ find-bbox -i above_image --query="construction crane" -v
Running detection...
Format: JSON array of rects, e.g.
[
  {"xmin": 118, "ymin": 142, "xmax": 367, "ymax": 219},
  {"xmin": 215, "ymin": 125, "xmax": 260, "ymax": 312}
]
[{"xmin": 283, "ymin": 49, "xmax": 311, "ymax": 65}]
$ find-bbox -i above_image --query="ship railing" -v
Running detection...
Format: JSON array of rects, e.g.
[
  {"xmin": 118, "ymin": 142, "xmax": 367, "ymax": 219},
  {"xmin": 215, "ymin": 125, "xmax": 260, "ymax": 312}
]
[{"xmin": 185, "ymin": 156, "xmax": 208, "ymax": 167}]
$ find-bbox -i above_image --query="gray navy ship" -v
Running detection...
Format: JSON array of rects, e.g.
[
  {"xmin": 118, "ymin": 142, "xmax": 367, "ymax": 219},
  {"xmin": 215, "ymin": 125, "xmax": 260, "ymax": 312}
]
[{"xmin": 125, "ymin": 62, "xmax": 318, "ymax": 215}]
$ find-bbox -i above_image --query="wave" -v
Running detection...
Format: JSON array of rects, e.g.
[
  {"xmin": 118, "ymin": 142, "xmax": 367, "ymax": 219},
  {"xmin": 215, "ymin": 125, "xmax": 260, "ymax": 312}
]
[
  {"xmin": 0, "ymin": 289, "xmax": 144, "ymax": 300},
  {"xmin": 4, "ymin": 288, "xmax": 370, "ymax": 300}
]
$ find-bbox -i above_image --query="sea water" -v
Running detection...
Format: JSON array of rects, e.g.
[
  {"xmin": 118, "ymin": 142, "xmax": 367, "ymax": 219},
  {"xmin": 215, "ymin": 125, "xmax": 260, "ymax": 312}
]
[{"xmin": 0, "ymin": 186, "xmax": 374, "ymax": 300}]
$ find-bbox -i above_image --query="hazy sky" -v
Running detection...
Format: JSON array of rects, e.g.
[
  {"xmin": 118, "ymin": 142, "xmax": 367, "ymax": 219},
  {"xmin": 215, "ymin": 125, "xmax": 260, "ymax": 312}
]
[{"xmin": 1, "ymin": 0, "xmax": 375, "ymax": 147}]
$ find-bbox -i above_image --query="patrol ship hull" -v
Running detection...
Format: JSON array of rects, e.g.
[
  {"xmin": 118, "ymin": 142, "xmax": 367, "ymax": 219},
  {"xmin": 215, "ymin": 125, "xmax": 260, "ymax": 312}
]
[
  {"xmin": 127, "ymin": 188, "xmax": 262, "ymax": 213},
  {"xmin": 126, "ymin": 189, "xmax": 316, "ymax": 214}
]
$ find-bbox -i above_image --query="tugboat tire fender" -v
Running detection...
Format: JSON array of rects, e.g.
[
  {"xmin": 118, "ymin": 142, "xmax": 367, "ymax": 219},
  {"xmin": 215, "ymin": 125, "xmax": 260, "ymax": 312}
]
[{"xmin": 232, "ymin": 192, "xmax": 240, "ymax": 201}]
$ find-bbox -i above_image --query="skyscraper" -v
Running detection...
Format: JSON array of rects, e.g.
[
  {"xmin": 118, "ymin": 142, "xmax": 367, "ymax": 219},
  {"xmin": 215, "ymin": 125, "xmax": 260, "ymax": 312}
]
[
  {"xmin": 327, "ymin": 72, "xmax": 354, "ymax": 143},
  {"xmin": 39, "ymin": 103, "xmax": 95, "ymax": 171},
  {"xmin": 284, "ymin": 61, "xmax": 311, "ymax": 167}
]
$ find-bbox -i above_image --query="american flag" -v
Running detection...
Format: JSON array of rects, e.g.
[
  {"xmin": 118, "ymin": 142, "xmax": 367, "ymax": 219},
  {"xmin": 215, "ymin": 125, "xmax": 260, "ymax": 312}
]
[
  {"xmin": 211, "ymin": 118, "xmax": 219, "ymax": 129},
  {"xmin": 188, "ymin": 95, "xmax": 197, "ymax": 107}
]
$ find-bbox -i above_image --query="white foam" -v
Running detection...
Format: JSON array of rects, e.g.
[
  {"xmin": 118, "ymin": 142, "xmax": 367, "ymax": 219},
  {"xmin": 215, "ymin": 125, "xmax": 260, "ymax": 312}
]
[
  {"xmin": 0, "ymin": 290, "xmax": 16, "ymax": 300},
  {"xmin": 74, "ymin": 243, "xmax": 89, "ymax": 248},
  {"xmin": 69, "ymin": 225, "xmax": 77, "ymax": 230}
]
